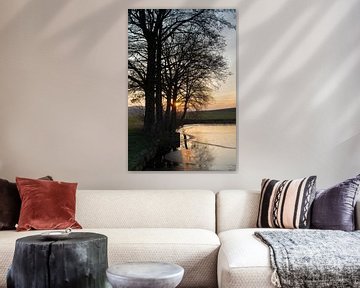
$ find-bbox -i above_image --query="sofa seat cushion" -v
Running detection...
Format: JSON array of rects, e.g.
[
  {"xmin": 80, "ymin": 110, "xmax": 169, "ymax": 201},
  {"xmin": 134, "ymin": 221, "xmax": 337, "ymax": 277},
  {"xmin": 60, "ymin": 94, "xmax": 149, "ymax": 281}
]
[
  {"xmin": 0, "ymin": 228, "xmax": 219, "ymax": 288},
  {"xmin": 218, "ymin": 228, "xmax": 281, "ymax": 288}
]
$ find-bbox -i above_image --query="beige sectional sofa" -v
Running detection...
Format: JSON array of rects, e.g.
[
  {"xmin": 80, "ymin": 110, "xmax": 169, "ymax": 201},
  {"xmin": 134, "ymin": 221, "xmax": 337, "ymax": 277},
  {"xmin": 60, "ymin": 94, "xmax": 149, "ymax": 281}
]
[{"xmin": 1, "ymin": 189, "xmax": 359, "ymax": 288}]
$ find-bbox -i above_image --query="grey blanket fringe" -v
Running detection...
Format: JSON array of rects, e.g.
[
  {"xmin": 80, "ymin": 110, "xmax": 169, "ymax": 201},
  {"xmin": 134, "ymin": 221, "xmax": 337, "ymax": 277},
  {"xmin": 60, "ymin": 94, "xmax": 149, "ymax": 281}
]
[{"xmin": 255, "ymin": 230, "xmax": 360, "ymax": 288}]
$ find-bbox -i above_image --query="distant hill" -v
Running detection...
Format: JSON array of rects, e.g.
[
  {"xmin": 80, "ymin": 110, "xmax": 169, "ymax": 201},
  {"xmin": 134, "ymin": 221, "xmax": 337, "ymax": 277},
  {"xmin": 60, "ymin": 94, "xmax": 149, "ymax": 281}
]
[
  {"xmin": 185, "ymin": 107, "xmax": 236, "ymax": 123},
  {"xmin": 129, "ymin": 106, "xmax": 236, "ymax": 125},
  {"xmin": 204, "ymin": 108, "xmax": 236, "ymax": 113}
]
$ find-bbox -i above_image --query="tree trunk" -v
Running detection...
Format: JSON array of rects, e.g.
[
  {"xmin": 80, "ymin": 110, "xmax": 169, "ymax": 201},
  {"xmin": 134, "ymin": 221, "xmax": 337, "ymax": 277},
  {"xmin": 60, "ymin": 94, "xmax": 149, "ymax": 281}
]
[
  {"xmin": 143, "ymin": 37, "xmax": 156, "ymax": 134},
  {"xmin": 155, "ymin": 21, "xmax": 163, "ymax": 130},
  {"xmin": 181, "ymin": 97, "xmax": 189, "ymax": 121},
  {"xmin": 7, "ymin": 232, "xmax": 108, "ymax": 288},
  {"xmin": 164, "ymin": 89, "xmax": 172, "ymax": 130},
  {"xmin": 170, "ymin": 86, "xmax": 178, "ymax": 132}
]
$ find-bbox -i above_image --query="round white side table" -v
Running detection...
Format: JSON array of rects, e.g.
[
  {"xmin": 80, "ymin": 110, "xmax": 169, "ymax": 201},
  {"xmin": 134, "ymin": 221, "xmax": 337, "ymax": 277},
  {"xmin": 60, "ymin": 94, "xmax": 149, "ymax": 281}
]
[{"xmin": 106, "ymin": 262, "xmax": 184, "ymax": 288}]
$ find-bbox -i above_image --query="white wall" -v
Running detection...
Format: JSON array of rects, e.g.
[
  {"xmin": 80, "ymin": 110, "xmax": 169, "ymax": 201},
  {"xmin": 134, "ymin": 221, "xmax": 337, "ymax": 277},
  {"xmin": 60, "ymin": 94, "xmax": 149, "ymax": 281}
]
[{"xmin": 0, "ymin": 0, "xmax": 359, "ymax": 191}]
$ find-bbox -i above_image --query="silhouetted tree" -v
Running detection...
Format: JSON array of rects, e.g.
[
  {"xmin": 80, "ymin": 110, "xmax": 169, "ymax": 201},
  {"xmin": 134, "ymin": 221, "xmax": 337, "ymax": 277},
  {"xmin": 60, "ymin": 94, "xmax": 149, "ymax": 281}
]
[
  {"xmin": 128, "ymin": 9, "xmax": 235, "ymax": 133},
  {"xmin": 162, "ymin": 24, "xmax": 230, "ymax": 129}
]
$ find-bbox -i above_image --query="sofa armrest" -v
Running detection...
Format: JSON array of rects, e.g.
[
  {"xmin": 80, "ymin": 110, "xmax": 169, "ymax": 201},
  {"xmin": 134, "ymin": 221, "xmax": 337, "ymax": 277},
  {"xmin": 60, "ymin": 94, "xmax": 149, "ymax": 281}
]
[{"xmin": 356, "ymin": 200, "xmax": 360, "ymax": 230}]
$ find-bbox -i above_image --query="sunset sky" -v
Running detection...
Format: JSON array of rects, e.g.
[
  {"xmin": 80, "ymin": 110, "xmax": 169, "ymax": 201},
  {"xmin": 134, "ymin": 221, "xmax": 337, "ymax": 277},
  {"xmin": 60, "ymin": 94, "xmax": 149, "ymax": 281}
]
[
  {"xmin": 207, "ymin": 10, "xmax": 237, "ymax": 110},
  {"xmin": 128, "ymin": 10, "xmax": 237, "ymax": 111}
]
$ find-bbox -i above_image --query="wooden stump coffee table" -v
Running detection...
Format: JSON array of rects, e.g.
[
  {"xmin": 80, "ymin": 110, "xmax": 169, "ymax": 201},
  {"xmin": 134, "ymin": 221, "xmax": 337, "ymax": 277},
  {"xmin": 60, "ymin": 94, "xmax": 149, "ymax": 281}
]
[
  {"xmin": 106, "ymin": 262, "xmax": 184, "ymax": 288},
  {"xmin": 7, "ymin": 232, "xmax": 108, "ymax": 288}
]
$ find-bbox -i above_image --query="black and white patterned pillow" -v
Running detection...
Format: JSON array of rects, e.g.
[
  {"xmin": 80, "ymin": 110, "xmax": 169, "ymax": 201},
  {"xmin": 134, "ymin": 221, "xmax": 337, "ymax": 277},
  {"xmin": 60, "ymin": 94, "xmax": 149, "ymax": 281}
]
[{"xmin": 257, "ymin": 176, "xmax": 316, "ymax": 229}]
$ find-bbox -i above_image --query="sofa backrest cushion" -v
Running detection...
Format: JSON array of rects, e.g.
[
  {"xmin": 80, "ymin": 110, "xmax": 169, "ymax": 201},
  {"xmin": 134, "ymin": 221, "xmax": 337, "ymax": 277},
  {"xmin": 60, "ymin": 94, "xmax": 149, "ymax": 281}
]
[
  {"xmin": 76, "ymin": 190, "xmax": 216, "ymax": 231},
  {"xmin": 216, "ymin": 190, "xmax": 260, "ymax": 233}
]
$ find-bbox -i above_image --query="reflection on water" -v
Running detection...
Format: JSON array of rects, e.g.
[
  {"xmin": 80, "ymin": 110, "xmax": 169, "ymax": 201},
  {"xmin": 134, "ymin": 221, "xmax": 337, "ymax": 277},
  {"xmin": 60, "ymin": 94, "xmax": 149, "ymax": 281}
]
[{"xmin": 165, "ymin": 124, "xmax": 236, "ymax": 171}]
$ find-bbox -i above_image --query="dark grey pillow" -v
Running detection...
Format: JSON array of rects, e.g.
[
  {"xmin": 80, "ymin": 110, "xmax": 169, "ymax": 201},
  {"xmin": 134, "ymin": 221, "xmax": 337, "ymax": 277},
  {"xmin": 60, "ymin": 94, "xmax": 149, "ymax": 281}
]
[
  {"xmin": 0, "ymin": 179, "xmax": 20, "ymax": 230},
  {"xmin": 311, "ymin": 174, "xmax": 360, "ymax": 231}
]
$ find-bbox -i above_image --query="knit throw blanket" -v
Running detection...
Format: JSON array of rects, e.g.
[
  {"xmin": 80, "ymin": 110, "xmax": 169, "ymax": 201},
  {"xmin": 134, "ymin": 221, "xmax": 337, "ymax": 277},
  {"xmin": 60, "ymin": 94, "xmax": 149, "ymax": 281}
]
[{"xmin": 254, "ymin": 230, "xmax": 360, "ymax": 288}]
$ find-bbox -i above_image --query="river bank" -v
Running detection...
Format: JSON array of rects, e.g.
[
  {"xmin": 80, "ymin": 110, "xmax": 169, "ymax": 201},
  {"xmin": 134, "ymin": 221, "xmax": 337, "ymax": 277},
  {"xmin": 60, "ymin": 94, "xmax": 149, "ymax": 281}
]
[
  {"xmin": 128, "ymin": 107, "xmax": 236, "ymax": 171},
  {"xmin": 182, "ymin": 119, "xmax": 235, "ymax": 124},
  {"xmin": 128, "ymin": 128, "xmax": 180, "ymax": 171}
]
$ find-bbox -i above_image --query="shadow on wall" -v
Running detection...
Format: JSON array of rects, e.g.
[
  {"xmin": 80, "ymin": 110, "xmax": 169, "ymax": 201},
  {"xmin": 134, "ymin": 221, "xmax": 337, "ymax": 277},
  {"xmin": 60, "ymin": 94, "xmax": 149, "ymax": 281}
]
[
  {"xmin": 233, "ymin": 0, "xmax": 360, "ymax": 180},
  {"xmin": 0, "ymin": 0, "xmax": 70, "ymax": 36},
  {"xmin": 238, "ymin": 0, "xmax": 360, "ymax": 122},
  {"xmin": 43, "ymin": 1, "xmax": 127, "ymax": 56},
  {"xmin": 0, "ymin": 0, "xmax": 131, "ymax": 57}
]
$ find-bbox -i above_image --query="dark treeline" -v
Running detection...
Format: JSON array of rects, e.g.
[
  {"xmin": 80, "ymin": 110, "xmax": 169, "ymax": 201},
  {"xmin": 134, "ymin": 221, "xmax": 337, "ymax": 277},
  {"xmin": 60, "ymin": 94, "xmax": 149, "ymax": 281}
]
[{"xmin": 128, "ymin": 9, "xmax": 235, "ymax": 135}]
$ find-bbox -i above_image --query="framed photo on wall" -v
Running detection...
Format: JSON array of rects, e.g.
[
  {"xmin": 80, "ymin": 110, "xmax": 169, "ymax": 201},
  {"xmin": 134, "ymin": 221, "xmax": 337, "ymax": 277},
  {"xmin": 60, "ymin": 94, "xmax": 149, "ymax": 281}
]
[{"xmin": 128, "ymin": 9, "xmax": 236, "ymax": 171}]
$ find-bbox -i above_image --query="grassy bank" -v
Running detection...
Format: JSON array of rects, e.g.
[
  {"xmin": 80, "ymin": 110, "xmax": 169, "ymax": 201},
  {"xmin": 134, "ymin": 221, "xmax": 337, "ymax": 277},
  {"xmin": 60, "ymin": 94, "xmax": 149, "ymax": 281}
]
[
  {"xmin": 128, "ymin": 115, "xmax": 157, "ymax": 171},
  {"xmin": 128, "ymin": 128, "xmax": 152, "ymax": 170}
]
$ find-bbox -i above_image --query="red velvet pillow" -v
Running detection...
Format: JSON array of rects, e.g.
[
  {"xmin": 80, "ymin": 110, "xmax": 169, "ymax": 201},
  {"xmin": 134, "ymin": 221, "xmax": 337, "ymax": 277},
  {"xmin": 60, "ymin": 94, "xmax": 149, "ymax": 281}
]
[{"xmin": 16, "ymin": 177, "xmax": 82, "ymax": 231}]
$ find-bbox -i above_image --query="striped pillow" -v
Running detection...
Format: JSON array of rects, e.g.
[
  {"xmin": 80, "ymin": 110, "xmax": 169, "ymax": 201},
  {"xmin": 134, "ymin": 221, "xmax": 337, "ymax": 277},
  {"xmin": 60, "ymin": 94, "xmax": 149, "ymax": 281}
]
[{"xmin": 257, "ymin": 176, "xmax": 316, "ymax": 229}]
